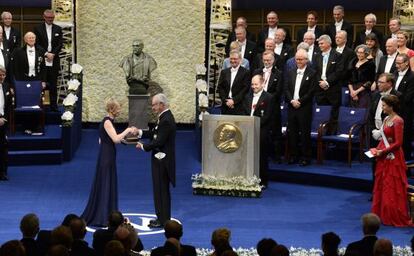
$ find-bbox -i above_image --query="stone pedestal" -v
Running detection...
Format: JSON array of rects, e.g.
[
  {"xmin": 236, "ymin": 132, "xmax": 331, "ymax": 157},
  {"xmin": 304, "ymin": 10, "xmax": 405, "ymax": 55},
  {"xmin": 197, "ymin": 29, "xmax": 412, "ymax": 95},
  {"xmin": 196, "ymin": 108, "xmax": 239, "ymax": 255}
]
[
  {"xmin": 202, "ymin": 114, "xmax": 260, "ymax": 178},
  {"xmin": 128, "ymin": 94, "xmax": 150, "ymax": 129}
]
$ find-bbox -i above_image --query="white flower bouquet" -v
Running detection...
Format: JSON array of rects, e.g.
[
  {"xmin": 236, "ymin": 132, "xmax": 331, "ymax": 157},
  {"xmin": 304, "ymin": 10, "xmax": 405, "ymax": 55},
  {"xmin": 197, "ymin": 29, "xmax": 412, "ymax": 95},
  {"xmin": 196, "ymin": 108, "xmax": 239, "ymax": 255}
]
[
  {"xmin": 195, "ymin": 64, "xmax": 207, "ymax": 75},
  {"xmin": 71, "ymin": 63, "xmax": 83, "ymax": 74},
  {"xmin": 67, "ymin": 79, "xmax": 80, "ymax": 92},
  {"xmin": 195, "ymin": 79, "xmax": 208, "ymax": 92},
  {"xmin": 61, "ymin": 111, "xmax": 74, "ymax": 127}
]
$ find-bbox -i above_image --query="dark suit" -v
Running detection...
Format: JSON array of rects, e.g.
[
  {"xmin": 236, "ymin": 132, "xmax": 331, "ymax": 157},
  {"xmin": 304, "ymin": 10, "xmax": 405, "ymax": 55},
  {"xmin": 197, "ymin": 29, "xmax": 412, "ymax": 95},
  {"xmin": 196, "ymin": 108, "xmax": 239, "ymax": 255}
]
[
  {"xmin": 344, "ymin": 236, "xmax": 378, "ymax": 256},
  {"xmin": 314, "ymin": 49, "xmax": 344, "ymax": 121},
  {"xmin": 2, "ymin": 25, "xmax": 21, "ymax": 55},
  {"xmin": 151, "ymin": 242, "xmax": 196, "ymax": 256},
  {"xmin": 296, "ymin": 26, "xmax": 323, "ymax": 43},
  {"xmin": 10, "ymin": 45, "xmax": 46, "ymax": 81},
  {"xmin": 243, "ymin": 90, "xmax": 273, "ymax": 186},
  {"xmin": 21, "ymin": 238, "xmax": 40, "ymax": 256},
  {"xmin": 325, "ymin": 20, "xmax": 353, "ymax": 48},
  {"xmin": 338, "ymin": 46, "xmax": 356, "ymax": 88},
  {"xmin": 355, "ymin": 28, "xmax": 384, "ymax": 52},
  {"xmin": 70, "ymin": 240, "xmax": 96, "ymax": 256},
  {"xmin": 275, "ymin": 43, "xmax": 294, "ymax": 70},
  {"xmin": 285, "ymin": 66, "xmax": 317, "ymax": 160},
  {"xmin": 242, "ymin": 40, "xmax": 257, "ymax": 64},
  {"xmin": 394, "ymin": 69, "xmax": 414, "ymax": 160},
  {"xmin": 34, "ymin": 23, "xmax": 63, "ymax": 109},
  {"xmin": 218, "ymin": 66, "xmax": 250, "ymax": 115},
  {"xmin": 0, "ymin": 80, "xmax": 11, "ymax": 179},
  {"xmin": 93, "ymin": 227, "xmax": 144, "ymax": 256},
  {"xmin": 142, "ymin": 109, "xmax": 176, "ymax": 225},
  {"xmin": 257, "ymin": 26, "xmax": 292, "ymax": 53},
  {"xmin": 225, "ymin": 30, "xmax": 256, "ymax": 56},
  {"xmin": 36, "ymin": 230, "xmax": 52, "ymax": 256},
  {"xmin": 253, "ymin": 67, "xmax": 283, "ymax": 158},
  {"xmin": 376, "ymin": 54, "xmax": 398, "ymax": 80}
]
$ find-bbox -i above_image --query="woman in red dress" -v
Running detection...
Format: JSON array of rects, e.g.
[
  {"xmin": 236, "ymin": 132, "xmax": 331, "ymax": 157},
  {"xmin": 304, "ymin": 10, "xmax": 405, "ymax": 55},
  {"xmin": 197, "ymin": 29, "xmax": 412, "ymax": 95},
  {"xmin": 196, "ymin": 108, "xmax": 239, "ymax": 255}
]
[{"xmin": 371, "ymin": 95, "xmax": 412, "ymax": 227}]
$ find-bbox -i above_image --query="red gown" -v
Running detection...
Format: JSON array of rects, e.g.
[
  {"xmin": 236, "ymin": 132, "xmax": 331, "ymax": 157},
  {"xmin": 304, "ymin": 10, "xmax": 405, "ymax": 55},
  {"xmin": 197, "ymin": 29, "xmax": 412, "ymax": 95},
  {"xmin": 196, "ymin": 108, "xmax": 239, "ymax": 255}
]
[{"xmin": 371, "ymin": 116, "xmax": 411, "ymax": 227}]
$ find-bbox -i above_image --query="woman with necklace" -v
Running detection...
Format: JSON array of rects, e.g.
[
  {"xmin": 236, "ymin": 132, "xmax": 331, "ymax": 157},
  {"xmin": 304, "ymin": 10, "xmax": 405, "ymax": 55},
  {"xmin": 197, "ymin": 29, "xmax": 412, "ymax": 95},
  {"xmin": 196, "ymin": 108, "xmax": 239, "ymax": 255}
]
[{"xmin": 371, "ymin": 95, "xmax": 412, "ymax": 227}]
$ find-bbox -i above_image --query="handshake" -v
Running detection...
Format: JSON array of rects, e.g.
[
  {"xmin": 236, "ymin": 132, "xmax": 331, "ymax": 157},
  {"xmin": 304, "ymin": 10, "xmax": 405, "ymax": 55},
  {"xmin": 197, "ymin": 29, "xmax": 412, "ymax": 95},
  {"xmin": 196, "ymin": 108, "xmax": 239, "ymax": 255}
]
[{"xmin": 127, "ymin": 126, "xmax": 140, "ymax": 136}]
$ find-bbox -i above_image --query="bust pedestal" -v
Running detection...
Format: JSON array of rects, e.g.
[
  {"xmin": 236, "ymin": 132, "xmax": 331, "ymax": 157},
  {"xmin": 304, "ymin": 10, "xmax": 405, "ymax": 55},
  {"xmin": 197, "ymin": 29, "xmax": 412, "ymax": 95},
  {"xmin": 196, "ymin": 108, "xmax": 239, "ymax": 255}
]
[{"xmin": 128, "ymin": 94, "xmax": 150, "ymax": 130}]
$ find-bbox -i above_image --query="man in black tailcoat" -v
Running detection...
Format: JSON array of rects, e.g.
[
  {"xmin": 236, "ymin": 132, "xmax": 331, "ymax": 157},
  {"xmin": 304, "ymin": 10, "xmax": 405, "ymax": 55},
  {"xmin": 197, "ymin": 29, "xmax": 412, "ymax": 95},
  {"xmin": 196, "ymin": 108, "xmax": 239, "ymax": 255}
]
[
  {"xmin": 34, "ymin": 9, "xmax": 63, "ymax": 111},
  {"xmin": 243, "ymin": 74, "xmax": 273, "ymax": 187},
  {"xmin": 0, "ymin": 65, "xmax": 11, "ymax": 180},
  {"xmin": 285, "ymin": 49, "xmax": 317, "ymax": 166},
  {"xmin": 136, "ymin": 93, "xmax": 176, "ymax": 228},
  {"xmin": 218, "ymin": 50, "xmax": 250, "ymax": 115},
  {"xmin": 325, "ymin": 5, "xmax": 353, "ymax": 48},
  {"xmin": 1, "ymin": 11, "xmax": 21, "ymax": 55},
  {"xmin": 344, "ymin": 213, "xmax": 380, "ymax": 256}
]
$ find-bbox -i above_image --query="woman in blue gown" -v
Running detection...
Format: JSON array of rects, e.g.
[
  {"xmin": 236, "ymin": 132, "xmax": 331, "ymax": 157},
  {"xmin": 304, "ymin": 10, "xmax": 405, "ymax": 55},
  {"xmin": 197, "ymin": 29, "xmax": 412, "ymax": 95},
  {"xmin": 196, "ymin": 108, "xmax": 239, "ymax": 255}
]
[{"xmin": 81, "ymin": 98, "xmax": 134, "ymax": 226}]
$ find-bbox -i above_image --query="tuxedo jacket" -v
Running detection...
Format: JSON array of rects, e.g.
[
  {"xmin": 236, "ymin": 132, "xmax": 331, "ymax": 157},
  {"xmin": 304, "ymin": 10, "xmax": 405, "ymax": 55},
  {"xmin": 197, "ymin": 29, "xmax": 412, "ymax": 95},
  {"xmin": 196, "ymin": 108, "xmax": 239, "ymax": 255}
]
[
  {"xmin": 256, "ymin": 26, "xmax": 292, "ymax": 53},
  {"xmin": 285, "ymin": 66, "xmax": 317, "ymax": 109},
  {"xmin": 33, "ymin": 23, "xmax": 63, "ymax": 65},
  {"xmin": 252, "ymin": 66, "xmax": 283, "ymax": 100},
  {"xmin": 344, "ymin": 236, "xmax": 378, "ymax": 256},
  {"xmin": 355, "ymin": 28, "xmax": 384, "ymax": 51},
  {"xmin": 0, "ymin": 49, "xmax": 11, "ymax": 83},
  {"xmin": 70, "ymin": 239, "xmax": 96, "ymax": 256},
  {"xmin": 314, "ymin": 49, "xmax": 344, "ymax": 95},
  {"xmin": 1, "ymin": 80, "xmax": 12, "ymax": 120},
  {"xmin": 142, "ymin": 109, "xmax": 176, "ymax": 186},
  {"xmin": 10, "ymin": 45, "xmax": 46, "ymax": 81},
  {"xmin": 93, "ymin": 227, "xmax": 144, "ymax": 256},
  {"xmin": 376, "ymin": 54, "xmax": 398, "ymax": 80},
  {"xmin": 225, "ymin": 29, "xmax": 256, "ymax": 56},
  {"xmin": 242, "ymin": 40, "xmax": 257, "ymax": 64},
  {"xmin": 2, "ymin": 26, "xmax": 21, "ymax": 54},
  {"xmin": 151, "ymin": 242, "xmax": 196, "ymax": 256},
  {"xmin": 20, "ymin": 238, "xmax": 40, "ymax": 256},
  {"xmin": 325, "ymin": 20, "xmax": 354, "ymax": 48},
  {"xmin": 276, "ymin": 43, "xmax": 294, "ymax": 69},
  {"xmin": 393, "ymin": 69, "xmax": 414, "ymax": 118},
  {"xmin": 243, "ymin": 90, "xmax": 274, "ymax": 131},
  {"xmin": 296, "ymin": 25, "xmax": 323, "ymax": 43},
  {"xmin": 218, "ymin": 66, "xmax": 250, "ymax": 107}
]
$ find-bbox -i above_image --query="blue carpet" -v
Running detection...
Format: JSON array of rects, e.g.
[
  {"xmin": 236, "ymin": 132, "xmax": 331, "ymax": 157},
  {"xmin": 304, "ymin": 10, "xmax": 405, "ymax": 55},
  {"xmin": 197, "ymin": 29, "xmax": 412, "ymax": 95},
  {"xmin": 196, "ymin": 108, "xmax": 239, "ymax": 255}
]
[{"xmin": 0, "ymin": 129, "xmax": 413, "ymax": 250}]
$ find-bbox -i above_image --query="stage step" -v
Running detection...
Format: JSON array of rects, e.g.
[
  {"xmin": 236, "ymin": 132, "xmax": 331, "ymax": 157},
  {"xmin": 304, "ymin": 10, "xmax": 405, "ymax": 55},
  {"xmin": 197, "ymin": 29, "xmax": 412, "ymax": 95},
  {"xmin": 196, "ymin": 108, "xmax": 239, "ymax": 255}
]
[{"xmin": 8, "ymin": 149, "xmax": 63, "ymax": 165}]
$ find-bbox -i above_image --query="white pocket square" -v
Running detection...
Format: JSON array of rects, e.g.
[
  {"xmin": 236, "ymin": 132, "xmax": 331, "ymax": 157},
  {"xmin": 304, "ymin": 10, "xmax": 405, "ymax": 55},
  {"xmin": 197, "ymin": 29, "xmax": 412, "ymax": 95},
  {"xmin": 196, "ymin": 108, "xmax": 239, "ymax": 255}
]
[
  {"xmin": 55, "ymin": 33, "xmax": 60, "ymax": 36},
  {"xmin": 306, "ymin": 76, "xmax": 309, "ymax": 80},
  {"xmin": 155, "ymin": 152, "xmax": 166, "ymax": 159}
]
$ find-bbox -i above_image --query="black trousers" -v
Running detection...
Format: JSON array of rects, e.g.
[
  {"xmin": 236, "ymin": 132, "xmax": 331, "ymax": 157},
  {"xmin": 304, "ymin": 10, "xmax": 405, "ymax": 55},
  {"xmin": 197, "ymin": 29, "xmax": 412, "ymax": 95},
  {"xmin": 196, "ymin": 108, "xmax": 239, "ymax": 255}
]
[
  {"xmin": 151, "ymin": 157, "xmax": 171, "ymax": 225},
  {"xmin": 287, "ymin": 106, "xmax": 312, "ymax": 160},
  {"xmin": 0, "ymin": 124, "xmax": 8, "ymax": 176},
  {"xmin": 46, "ymin": 66, "xmax": 59, "ymax": 108}
]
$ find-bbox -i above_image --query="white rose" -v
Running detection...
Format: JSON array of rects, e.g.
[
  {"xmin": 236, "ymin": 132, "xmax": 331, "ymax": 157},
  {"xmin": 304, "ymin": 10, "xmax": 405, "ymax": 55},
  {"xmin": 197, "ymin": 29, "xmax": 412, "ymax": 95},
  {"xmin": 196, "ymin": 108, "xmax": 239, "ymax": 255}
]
[
  {"xmin": 195, "ymin": 64, "xmax": 206, "ymax": 75},
  {"xmin": 71, "ymin": 63, "xmax": 83, "ymax": 74},
  {"xmin": 61, "ymin": 111, "xmax": 74, "ymax": 121},
  {"xmin": 195, "ymin": 79, "xmax": 207, "ymax": 92},
  {"xmin": 63, "ymin": 93, "xmax": 79, "ymax": 106},
  {"xmin": 198, "ymin": 93, "xmax": 208, "ymax": 107},
  {"xmin": 67, "ymin": 79, "xmax": 80, "ymax": 91}
]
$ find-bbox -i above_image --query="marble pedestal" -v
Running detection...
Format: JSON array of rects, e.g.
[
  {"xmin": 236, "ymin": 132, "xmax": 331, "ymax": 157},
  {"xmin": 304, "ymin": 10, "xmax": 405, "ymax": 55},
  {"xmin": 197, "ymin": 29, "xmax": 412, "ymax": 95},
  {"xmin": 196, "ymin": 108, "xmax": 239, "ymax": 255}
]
[
  {"xmin": 202, "ymin": 114, "xmax": 260, "ymax": 178},
  {"xmin": 128, "ymin": 94, "xmax": 150, "ymax": 129}
]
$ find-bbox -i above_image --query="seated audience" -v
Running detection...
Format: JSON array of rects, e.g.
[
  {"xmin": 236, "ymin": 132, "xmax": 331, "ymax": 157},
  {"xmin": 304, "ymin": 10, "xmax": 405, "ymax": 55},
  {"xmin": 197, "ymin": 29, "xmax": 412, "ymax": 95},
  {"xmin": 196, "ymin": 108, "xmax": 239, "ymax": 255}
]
[
  {"xmin": 20, "ymin": 213, "xmax": 40, "ymax": 256},
  {"xmin": 104, "ymin": 241, "xmax": 125, "ymax": 256},
  {"xmin": 151, "ymin": 220, "xmax": 196, "ymax": 256},
  {"xmin": 113, "ymin": 223, "xmax": 142, "ymax": 256},
  {"xmin": 48, "ymin": 244, "xmax": 70, "ymax": 256},
  {"xmin": 50, "ymin": 225, "xmax": 73, "ymax": 250},
  {"xmin": 256, "ymin": 238, "xmax": 277, "ymax": 256},
  {"xmin": 321, "ymin": 232, "xmax": 341, "ymax": 256},
  {"xmin": 344, "ymin": 213, "xmax": 380, "ymax": 256},
  {"xmin": 0, "ymin": 240, "xmax": 26, "ymax": 256},
  {"xmin": 373, "ymin": 239, "xmax": 393, "ymax": 256},
  {"xmin": 69, "ymin": 217, "xmax": 95, "ymax": 256},
  {"xmin": 210, "ymin": 228, "xmax": 233, "ymax": 256},
  {"xmin": 270, "ymin": 244, "xmax": 289, "ymax": 256}
]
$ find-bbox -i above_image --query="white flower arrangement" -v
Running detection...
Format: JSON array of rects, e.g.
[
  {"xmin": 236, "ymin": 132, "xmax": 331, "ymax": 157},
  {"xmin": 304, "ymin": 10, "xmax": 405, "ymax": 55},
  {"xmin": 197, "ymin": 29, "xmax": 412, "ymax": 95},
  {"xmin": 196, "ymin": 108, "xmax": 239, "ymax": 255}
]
[
  {"xmin": 61, "ymin": 111, "xmax": 74, "ymax": 121},
  {"xmin": 138, "ymin": 246, "xmax": 412, "ymax": 256},
  {"xmin": 192, "ymin": 173, "xmax": 262, "ymax": 192},
  {"xmin": 195, "ymin": 79, "xmax": 208, "ymax": 92},
  {"xmin": 63, "ymin": 93, "xmax": 79, "ymax": 106},
  {"xmin": 67, "ymin": 79, "xmax": 80, "ymax": 91},
  {"xmin": 71, "ymin": 63, "xmax": 83, "ymax": 74},
  {"xmin": 198, "ymin": 93, "xmax": 209, "ymax": 108},
  {"xmin": 195, "ymin": 64, "xmax": 207, "ymax": 75}
]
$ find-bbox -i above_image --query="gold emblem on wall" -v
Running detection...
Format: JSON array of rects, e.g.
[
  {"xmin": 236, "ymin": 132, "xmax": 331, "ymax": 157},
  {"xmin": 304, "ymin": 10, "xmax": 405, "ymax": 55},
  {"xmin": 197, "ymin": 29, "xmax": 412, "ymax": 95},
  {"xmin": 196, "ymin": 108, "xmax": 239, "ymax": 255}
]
[{"xmin": 213, "ymin": 123, "xmax": 242, "ymax": 153}]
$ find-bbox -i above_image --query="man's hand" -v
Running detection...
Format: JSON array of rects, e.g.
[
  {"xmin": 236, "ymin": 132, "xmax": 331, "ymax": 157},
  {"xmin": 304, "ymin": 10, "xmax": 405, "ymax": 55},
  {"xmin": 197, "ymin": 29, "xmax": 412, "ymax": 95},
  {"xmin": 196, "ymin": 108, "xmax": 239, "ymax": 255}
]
[
  {"xmin": 136, "ymin": 142, "xmax": 144, "ymax": 150},
  {"xmin": 46, "ymin": 52, "xmax": 55, "ymax": 62},
  {"xmin": 225, "ymin": 99, "xmax": 234, "ymax": 108},
  {"xmin": 290, "ymin": 99, "xmax": 301, "ymax": 109},
  {"xmin": 0, "ymin": 118, "xmax": 6, "ymax": 126},
  {"xmin": 319, "ymin": 80, "xmax": 329, "ymax": 90},
  {"xmin": 41, "ymin": 82, "xmax": 46, "ymax": 89}
]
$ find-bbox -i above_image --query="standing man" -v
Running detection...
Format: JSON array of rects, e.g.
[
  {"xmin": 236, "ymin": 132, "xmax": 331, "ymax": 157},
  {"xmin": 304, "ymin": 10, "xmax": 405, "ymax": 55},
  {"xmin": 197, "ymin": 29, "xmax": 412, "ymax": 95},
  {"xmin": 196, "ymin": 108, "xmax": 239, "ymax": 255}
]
[
  {"xmin": 325, "ymin": 5, "xmax": 353, "ymax": 48},
  {"xmin": 218, "ymin": 50, "xmax": 250, "ymax": 115},
  {"xmin": 0, "ymin": 26, "xmax": 10, "ymax": 80},
  {"xmin": 387, "ymin": 18, "xmax": 401, "ymax": 40},
  {"xmin": 225, "ymin": 17, "xmax": 256, "ymax": 56},
  {"xmin": 34, "ymin": 9, "xmax": 63, "ymax": 112},
  {"xmin": 372, "ymin": 38, "xmax": 399, "ymax": 91},
  {"xmin": 296, "ymin": 11, "xmax": 323, "ymax": 44},
  {"xmin": 284, "ymin": 49, "xmax": 317, "ymax": 166},
  {"xmin": 1, "ymin": 11, "xmax": 21, "ymax": 55},
  {"xmin": 0, "ymin": 66, "xmax": 11, "ymax": 180},
  {"xmin": 136, "ymin": 93, "xmax": 176, "ymax": 228},
  {"xmin": 355, "ymin": 13, "xmax": 384, "ymax": 51},
  {"xmin": 335, "ymin": 30, "xmax": 356, "ymax": 89},
  {"xmin": 257, "ymin": 11, "xmax": 291, "ymax": 53},
  {"xmin": 234, "ymin": 26, "xmax": 256, "ymax": 64}
]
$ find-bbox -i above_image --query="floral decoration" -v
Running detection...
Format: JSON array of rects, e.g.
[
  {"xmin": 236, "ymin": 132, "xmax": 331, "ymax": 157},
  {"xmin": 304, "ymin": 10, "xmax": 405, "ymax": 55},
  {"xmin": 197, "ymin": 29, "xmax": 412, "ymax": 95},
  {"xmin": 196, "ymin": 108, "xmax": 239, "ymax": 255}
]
[
  {"xmin": 61, "ymin": 111, "xmax": 74, "ymax": 127},
  {"xmin": 195, "ymin": 65, "xmax": 209, "ymax": 121},
  {"xmin": 195, "ymin": 64, "xmax": 207, "ymax": 75},
  {"xmin": 61, "ymin": 64, "xmax": 83, "ymax": 127},
  {"xmin": 71, "ymin": 63, "xmax": 83, "ymax": 74},
  {"xmin": 67, "ymin": 79, "xmax": 81, "ymax": 92}
]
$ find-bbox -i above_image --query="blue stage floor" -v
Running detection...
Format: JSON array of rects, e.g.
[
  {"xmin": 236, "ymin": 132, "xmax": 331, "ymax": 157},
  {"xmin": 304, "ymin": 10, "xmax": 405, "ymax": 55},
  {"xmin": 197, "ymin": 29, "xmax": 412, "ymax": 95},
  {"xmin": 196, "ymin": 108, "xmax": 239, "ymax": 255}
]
[{"xmin": 0, "ymin": 129, "xmax": 413, "ymax": 251}]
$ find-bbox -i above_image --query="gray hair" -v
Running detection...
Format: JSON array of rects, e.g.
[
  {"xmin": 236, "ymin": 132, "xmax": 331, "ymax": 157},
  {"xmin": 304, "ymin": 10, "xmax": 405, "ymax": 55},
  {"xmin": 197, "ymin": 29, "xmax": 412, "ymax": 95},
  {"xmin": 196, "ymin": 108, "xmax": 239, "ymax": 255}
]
[
  {"xmin": 0, "ymin": 65, "xmax": 6, "ymax": 73},
  {"xmin": 318, "ymin": 34, "xmax": 332, "ymax": 45},
  {"xmin": 355, "ymin": 44, "xmax": 370, "ymax": 56},
  {"xmin": 229, "ymin": 49, "xmax": 242, "ymax": 59},
  {"xmin": 43, "ymin": 9, "xmax": 55, "ymax": 15},
  {"xmin": 303, "ymin": 31, "xmax": 315, "ymax": 40},
  {"xmin": 365, "ymin": 13, "xmax": 377, "ymax": 23},
  {"xmin": 361, "ymin": 213, "xmax": 380, "ymax": 235},
  {"xmin": 336, "ymin": 30, "xmax": 347, "ymax": 39},
  {"xmin": 153, "ymin": 93, "xmax": 169, "ymax": 107},
  {"xmin": 1, "ymin": 11, "xmax": 12, "ymax": 20},
  {"xmin": 297, "ymin": 42, "xmax": 310, "ymax": 51},
  {"xmin": 295, "ymin": 49, "xmax": 308, "ymax": 60},
  {"xmin": 333, "ymin": 5, "xmax": 344, "ymax": 13}
]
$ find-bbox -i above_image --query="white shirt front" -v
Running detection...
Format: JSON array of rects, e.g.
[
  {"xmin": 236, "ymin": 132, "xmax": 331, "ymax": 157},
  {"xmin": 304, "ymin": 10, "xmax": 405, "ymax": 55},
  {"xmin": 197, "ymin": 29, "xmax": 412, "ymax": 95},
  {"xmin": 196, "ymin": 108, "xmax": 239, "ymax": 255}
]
[
  {"xmin": 321, "ymin": 51, "xmax": 330, "ymax": 81},
  {"xmin": 268, "ymin": 27, "xmax": 277, "ymax": 39},
  {"xmin": 307, "ymin": 26, "xmax": 316, "ymax": 33},
  {"xmin": 365, "ymin": 29, "xmax": 372, "ymax": 36},
  {"xmin": 275, "ymin": 43, "xmax": 283, "ymax": 55},
  {"xmin": 384, "ymin": 52, "xmax": 397, "ymax": 73},
  {"xmin": 4, "ymin": 26, "xmax": 10, "ymax": 40},
  {"xmin": 308, "ymin": 45, "xmax": 314, "ymax": 62},
  {"xmin": 45, "ymin": 23, "xmax": 54, "ymax": 67},
  {"xmin": 294, "ymin": 67, "xmax": 306, "ymax": 100},
  {"xmin": 238, "ymin": 40, "xmax": 246, "ymax": 59},
  {"xmin": 229, "ymin": 65, "xmax": 240, "ymax": 98},
  {"xmin": 336, "ymin": 45, "xmax": 345, "ymax": 54},
  {"xmin": 27, "ymin": 46, "xmax": 36, "ymax": 77},
  {"xmin": 251, "ymin": 90, "xmax": 263, "ymax": 116},
  {"xmin": 335, "ymin": 20, "xmax": 343, "ymax": 32},
  {"xmin": 0, "ymin": 50, "xmax": 4, "ymax": 68},
  {"xmin": 395, "ymin": 68, "xmax": 408, "ymax": 91},
  {"xmin": 0, "ymin": 83, "xmax": 4, "ymax": 116},
  {"xmin": 263, "ymin": 67, "xmax": 272, "ymax": 91}
]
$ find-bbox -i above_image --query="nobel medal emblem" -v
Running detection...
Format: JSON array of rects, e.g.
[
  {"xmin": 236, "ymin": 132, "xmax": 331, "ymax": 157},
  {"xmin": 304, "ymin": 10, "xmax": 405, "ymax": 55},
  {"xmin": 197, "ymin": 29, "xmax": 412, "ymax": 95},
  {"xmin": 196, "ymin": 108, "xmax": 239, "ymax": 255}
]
[{"xmin": 213, "ymin": 123, "xmax": 242, "ymax": 153}]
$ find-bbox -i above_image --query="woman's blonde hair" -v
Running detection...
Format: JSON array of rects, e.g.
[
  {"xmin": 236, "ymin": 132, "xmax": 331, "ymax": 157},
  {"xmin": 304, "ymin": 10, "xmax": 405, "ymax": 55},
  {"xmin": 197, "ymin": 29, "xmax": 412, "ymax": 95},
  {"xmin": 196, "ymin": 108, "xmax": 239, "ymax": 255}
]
[{"xmin": 105, "ymin": 98, "xmax": 121, "ymax": 116}]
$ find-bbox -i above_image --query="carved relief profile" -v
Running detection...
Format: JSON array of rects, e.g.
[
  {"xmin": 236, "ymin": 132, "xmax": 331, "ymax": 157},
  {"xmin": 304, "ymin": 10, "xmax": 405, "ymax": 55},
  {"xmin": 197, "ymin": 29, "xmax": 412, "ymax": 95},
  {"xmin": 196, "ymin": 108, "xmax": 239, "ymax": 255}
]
[{"xmin": 213, "ymin": 123, "xmax": 242, "ymax": 153}]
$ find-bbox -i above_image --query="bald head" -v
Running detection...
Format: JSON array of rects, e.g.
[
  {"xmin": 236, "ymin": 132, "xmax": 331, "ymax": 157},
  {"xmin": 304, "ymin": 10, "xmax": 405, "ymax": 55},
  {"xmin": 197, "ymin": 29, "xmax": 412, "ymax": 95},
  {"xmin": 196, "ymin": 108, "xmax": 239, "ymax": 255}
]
[{"xmin": 385, "ymin": 38, "xmax": 398, "ymax": 55}]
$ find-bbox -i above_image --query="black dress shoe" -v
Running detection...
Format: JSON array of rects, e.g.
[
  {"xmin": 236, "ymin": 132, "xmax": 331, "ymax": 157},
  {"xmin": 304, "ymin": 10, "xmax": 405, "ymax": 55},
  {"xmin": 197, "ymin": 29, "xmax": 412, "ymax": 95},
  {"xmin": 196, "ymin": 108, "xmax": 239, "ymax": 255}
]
[
  {"xmin": 299, "ymin": 160, "xmax": 310, "ymax": 166},
  {"xmin": 149, "ymin": 219, "xmax": 159, "ymax": 225},
  {"xmin": 148, "ymin": 220, "xmax": 163, "ymax": 228}
]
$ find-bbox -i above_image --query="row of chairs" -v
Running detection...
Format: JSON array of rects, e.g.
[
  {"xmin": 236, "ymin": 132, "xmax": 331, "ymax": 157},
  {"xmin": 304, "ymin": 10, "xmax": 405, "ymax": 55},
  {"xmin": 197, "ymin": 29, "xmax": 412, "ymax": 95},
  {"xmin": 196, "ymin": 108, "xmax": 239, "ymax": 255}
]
[{"xmin": 281, "ymin": 104, "xmax": 367, "ymax": 166}]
